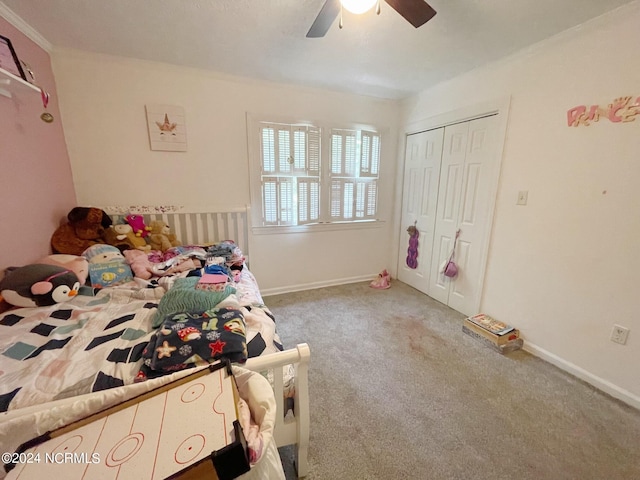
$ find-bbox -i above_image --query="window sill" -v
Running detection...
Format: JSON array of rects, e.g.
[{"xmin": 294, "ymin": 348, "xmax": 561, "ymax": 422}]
[{"xmin": 251, "ymin": 219, "xmax": 386, "ymax": 235}]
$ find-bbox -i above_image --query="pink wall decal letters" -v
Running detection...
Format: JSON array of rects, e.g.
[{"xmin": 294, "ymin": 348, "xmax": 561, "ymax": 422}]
[{"xmin": 568, "ymin": 96, "xmax": 640, "ymax": 126}]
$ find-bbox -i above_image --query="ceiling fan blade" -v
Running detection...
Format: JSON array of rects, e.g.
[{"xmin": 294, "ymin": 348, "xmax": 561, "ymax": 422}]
[
  {"xmin": 384, "ymin": 0, "xmax": 437, "ymax": 28},
  {"xmin": 307, "ymin": 0, "xmax": 341, "ymax": 38}
]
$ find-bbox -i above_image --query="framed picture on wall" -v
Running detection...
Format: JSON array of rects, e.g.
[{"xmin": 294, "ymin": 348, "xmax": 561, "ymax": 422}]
[
  {"xmin": 145, "ymin": 104, "xmax": 188, "ymax": 152},
  {"xmin": 0, "ymin": 34, "xmax": 26, "ymax": 80}
]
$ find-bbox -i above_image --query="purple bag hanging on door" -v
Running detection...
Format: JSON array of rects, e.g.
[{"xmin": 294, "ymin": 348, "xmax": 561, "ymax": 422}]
[{"xmin": 440, "ymin": 229, "xmax": 461, "ymax": 278}]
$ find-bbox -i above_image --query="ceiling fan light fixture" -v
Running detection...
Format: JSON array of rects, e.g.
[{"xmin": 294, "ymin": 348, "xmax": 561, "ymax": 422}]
[{"xmin": 340, "ymin": 0, "xmax": 378, "ymax": 15}]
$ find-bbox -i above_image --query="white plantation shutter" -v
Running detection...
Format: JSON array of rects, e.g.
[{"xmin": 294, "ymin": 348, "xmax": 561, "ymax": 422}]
[
  {"xmin": 261, "ymin": 127, "xmax": 276, "ymax": 173},
  {"xmin": 261, "ymin": 177, "xmax": 297, "ymax": 226},
  {"xmin": 331, "ymin": 133, "xmax": 342, "ymax": 174},
  {"xmin": 278, "ymin": 127, "xmax": 291, "ymax": 173},
  {"xmin": 359, "ymin": 130, "xmax": 380, "ymax": 177},
  {"xmin": 355, "ymin": 181, "xmax": 366, "ymax": 218},
  {"xmin": 366, "ymin": 181, "xmax": 377, "ymax": 216},
  {"xmin": 261, "ymin": 125, "xmax": 293, "ymax": 174},
  {"xmin": 255, "ymin": 120, "xmax": 380, "ymax": 226},
  {"xmin": 356, "ymin": 179, "xmax": 377, "ymax": 219},
  {"xmin": 329, "ymin": 179, "xmax": 357, "ymax": 220},
  {"xmin": 343, "ymin": 181, "xmax": 354, "ymax": 219},
  {"xmin": 293, "ymin": 127, "xmax": 306, "ymax": 171},
  {"xmin": 262, "ymin": 178, "xmax": 278, "ymax": 224},
  {"xmin": 278, "ymin": 177, "xmax": 294, "ymax": 225},
  {"xmin": 361, "ymin": 133, "xmax": 371, "ymax": 174},
  {"xmin": 331, "ymin": 129, "xmax": 357, "ymax": 176},
  {"xmin": 328, "ymin": 129, "xmax": 380, "ymax": 221},
  {"xmin": 297, "ymin": 126, "xmax": 321, "ymax": 224},
  {"xmin": 330, "ymin": 179, "xmax": 377, "ymax": 221},
  {"xmin": 330, "ymin": 180, "xmax": 344, "ymax": 219},
  {"xmin": 258, "ymin": 123, "xmax": 321, "ymax": 226},
  {"xmin": 308, "ymin": 127, "xmax": 320, "ymax": 175},
  {"xmin": 371, "ymin": 134, "xmax": 380, "ymax": 175},
  {"xmin": 298, "ymin": 178, "xmax": 320, "ymax": 224}
]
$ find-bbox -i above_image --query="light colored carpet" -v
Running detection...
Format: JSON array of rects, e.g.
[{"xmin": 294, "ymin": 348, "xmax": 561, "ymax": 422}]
[{"xmin": 269, "ymin": 281, "xmax": 640, "ymax": 480}]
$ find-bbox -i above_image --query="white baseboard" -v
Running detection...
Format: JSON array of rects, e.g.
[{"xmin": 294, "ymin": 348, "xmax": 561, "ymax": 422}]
[
  {"xmin": 523, "ymin": 341, "xmax": 640, "ymax": 411},
  {"xmin": 261, "ymin": 275, "xmax": 373, "ymax": 297}
]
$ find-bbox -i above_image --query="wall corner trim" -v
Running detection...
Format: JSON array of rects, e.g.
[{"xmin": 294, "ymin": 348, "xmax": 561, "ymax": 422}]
[{"xmin": 0, "ymin": 2, "xmax": 52, "ymax": 52}]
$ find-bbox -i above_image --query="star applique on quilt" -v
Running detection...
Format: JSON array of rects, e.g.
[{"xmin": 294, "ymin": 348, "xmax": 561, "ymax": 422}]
[
  {"xmin": 209, "ymin": 340, "xmax": 227, "ymax": 356},
  {"xmin": 156, "ymin": 340, "xmax": 176, "ymax": 359}
]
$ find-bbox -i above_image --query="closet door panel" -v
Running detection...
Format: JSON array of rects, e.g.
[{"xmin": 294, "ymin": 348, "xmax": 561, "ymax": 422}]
[
  {"xmin": 441, "ymin": 164, "xmax": 463, "ymax": 222},
  {"xmin": 429, "ymin": 233, "xmax": 454, "ymax": 301},
  {"xmin": 428, "ymin": 122, "xmax": 469, "ymax": 304},
  {"xmin": 447, "ymin": 115, "xmax": 500, "ymax": 315},
  {"xmin": 448, "ymin": 239, "xmax": 471, "ymax": 304},
  {"xmin": 397, "ymin": 128, "xmax": 444, "ymax": 293}
]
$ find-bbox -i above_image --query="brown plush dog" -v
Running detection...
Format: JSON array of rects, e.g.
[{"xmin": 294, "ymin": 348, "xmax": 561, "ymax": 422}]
[{"xmin": 51, "ymin": 207, "xmax": 113, "ymax": 256}]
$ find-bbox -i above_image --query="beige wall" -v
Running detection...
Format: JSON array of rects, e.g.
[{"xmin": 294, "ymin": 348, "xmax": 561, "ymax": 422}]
[
  {"xmin": 398, "ymin": 2, "xmax": 640, "ymax": 405},
  {"xmin": 51, "ymin": 50, "xmax": 400, "ymax": 293},
  {"xmin": 0, "ymin": 15, "xmax": 75, "ymax": 273}
]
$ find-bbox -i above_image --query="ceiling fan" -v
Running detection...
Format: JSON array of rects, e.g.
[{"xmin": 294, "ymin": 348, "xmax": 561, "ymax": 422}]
[{"xmin": 307, "ymin": 0, "xmax": 437, "ymax": 38}]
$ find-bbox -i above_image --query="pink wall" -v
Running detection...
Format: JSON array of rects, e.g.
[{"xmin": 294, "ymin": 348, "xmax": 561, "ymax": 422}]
[{"xmin": 0, "ymin": 17, "xmax": 76, "ymax": 273}]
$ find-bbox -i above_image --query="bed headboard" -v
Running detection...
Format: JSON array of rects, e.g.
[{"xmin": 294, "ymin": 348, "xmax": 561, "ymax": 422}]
[{"xmin": 102, "ymin": 206, "xmax": 251, "ymax": 257}]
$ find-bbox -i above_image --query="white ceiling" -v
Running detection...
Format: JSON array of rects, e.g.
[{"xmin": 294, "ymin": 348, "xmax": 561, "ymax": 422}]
[{"xmin": 1, "ymin": 0, "xmax": 636, "ymax": 99}]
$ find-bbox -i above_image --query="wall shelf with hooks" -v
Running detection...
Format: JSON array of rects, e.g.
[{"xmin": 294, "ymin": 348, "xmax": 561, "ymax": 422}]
[{"xmin": 0, "ymin": 65, "xmax": 40, "ymax": 98}]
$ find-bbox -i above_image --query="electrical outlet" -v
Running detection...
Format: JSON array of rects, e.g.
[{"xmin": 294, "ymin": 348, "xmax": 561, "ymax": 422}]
[
  {"xmin": 610, "ymin": 324, "xmax": 630, "ymax": 345},
  {"xmin": 517, "ymin": 191, "xmax": 528, "ymax": 205}
]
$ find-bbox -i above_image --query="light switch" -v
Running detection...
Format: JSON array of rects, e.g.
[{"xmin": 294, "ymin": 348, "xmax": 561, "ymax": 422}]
[{"xmin": 517, "ymin": 191, "xmax": 528, "ymax": 205}]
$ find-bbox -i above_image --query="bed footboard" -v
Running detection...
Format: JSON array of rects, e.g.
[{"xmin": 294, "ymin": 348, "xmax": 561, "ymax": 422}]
[{"xmin": 245, "ymin": 343, "xmax": 310, "ymax": 478}]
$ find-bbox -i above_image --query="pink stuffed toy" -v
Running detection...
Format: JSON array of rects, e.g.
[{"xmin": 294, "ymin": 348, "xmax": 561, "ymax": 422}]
[
  {"xmin": 124, "ymin": 249, "xmax": 153, "ymax": 280},
  {"xmin": 125, "ymin": 214, "xmax": 152, "ymax": 238},
  {"xmin": 124, "ymin": 250, "xmax": 200, "ymax": 279}
]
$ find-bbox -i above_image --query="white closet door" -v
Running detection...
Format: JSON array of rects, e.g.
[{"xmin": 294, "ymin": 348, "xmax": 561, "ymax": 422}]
[
  {"xmin": 447, "ymin": 115, "xmax": 500, "ymax": 314},
  {"xmin": 428, "ymin": 122, "xmax": 469, "ymax": 305},
  {"xmin": 429, "ymin": 115, "xmax": 500, "ymax": 315},
  {"xmin": 397, "ymin": 128, "xmax": 444, "ymax": 293}
]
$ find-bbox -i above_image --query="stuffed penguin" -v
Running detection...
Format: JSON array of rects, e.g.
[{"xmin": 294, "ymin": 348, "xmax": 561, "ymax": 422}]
[{"xmin": 0, "ymin": 264, "xmax": 80, "ymax": 308}]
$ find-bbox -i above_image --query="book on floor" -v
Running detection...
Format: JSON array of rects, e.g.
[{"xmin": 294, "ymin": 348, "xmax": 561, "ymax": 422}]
[
  {"xmin": 462, "ymin": 318, "xmax": 520, "ymax": 346},
  {"xmin": 466, "ymin": 313, "xmax": 515, "ymax": 336}
]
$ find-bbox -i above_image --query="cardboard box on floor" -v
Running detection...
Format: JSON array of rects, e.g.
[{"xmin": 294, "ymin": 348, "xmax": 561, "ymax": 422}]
[
  {"xmin": 6, "ymin": 361, "xmax": 249, "ymax": 480},
  {"xmin": 462, "ymin": 314, "xmax": 523, "ymax": 354}
]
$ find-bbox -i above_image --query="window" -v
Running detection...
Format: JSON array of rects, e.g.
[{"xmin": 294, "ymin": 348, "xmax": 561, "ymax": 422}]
[
  {"xmin": 252, "ymin": 119, "xmax": 381, "ymax": 228},
  {"xmin": 329, "ymin": 129, "xmax": 380, "ymax": 222},
  {"xmin": 259, "ymin": 123, "xmax": 321, "ymax": 226}
]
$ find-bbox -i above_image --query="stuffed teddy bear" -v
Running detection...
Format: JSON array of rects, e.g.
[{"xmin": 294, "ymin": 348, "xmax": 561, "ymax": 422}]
[
  {"xmin": 51, "ymin": 207, "xmax": 113, "ymax": 256},
  {"xmin": 126, "ymin": 214, "xmax": 152, "ymax": 238},
  {"xmin": 148, "ymin": 220, "xmax": 181, "ymax": 252},
  {"xmin": 104, "ymin": 224, "xmax": 151, "ymax": 252},
  {"xmin": 0, "ymin": 264, "xmax": 80, "ymax": 307}
]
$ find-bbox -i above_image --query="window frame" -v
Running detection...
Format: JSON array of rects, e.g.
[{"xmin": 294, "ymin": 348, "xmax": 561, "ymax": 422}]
[{"xmin": 247, "ymin": 113, "xmax": 386, "ymax": 235}]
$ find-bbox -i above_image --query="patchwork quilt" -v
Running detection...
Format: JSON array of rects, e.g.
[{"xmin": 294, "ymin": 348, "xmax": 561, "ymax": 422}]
[
  {"xmin": 0, "ymin": 287, "xmax": 162, "ymax": 412},
  {"xmin": 0, "ymin": 268, "xmax": 283, "ymax": 413}
]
